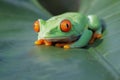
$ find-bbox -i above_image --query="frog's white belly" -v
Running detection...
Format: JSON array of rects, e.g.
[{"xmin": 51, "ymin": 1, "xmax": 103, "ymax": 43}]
[{"xmin": 43, "ymin": 35, "xmax": 80, "ymax": 43}]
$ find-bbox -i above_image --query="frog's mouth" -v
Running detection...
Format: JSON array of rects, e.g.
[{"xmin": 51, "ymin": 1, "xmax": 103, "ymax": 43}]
[{"xmin": 43, "ymin": 35, "xmax": 81, "ymax": 43}]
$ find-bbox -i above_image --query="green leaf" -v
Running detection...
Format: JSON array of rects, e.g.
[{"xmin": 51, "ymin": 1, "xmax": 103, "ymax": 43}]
[
  {"xmin": 79, "ymin": 0, "xmax": 120, "ymax": 78},
  {"xmin": 0, "ymin": 0, "xmax": 120, "ymax": 80}
]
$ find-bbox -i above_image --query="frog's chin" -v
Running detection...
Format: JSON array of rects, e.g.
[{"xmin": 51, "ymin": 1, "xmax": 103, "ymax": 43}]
[{"xmin": 42, "ymin": 35, "xmax": 80, "ymax": 43}]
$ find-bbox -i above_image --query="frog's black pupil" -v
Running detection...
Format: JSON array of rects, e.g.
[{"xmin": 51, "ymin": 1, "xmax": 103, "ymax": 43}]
[{"xmin": 66, "ymin": 24, "xmax": 69, "ymax": 28}]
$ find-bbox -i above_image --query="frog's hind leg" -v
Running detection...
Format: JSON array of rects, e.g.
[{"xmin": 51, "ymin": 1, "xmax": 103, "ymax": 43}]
[
  {"xmin": 64, "ymin": 29, "xmax": 93, "ymax": 48},
  {"xmin": 88, "ymin": 15, "xmax": 102, "ymax": 44},
  {"xmin": 89, "ymin": 29, "xmax": 102, "ymax": 44}
]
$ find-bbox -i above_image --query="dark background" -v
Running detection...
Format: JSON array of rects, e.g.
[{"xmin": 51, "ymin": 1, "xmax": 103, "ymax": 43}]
[{"xmin": 38, "ymin": 0, "xmax": 80, "ymax": 15}]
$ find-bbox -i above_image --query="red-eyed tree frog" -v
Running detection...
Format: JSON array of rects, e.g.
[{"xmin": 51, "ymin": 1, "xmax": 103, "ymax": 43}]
[{"xmin": 33, "ymin": 12, "xmax": 102, "ymax": 49}]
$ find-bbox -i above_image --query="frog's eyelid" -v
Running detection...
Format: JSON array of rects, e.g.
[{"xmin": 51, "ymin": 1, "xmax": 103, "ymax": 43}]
[{"xmin": 33, "ymin": 20, "xmax": 40, "ymax": 32}]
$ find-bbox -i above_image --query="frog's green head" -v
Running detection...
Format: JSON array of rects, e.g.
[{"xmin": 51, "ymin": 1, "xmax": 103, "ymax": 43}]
[{"xmin": 33, "ymin": 14, "xmax": 82, "ymax": 42}]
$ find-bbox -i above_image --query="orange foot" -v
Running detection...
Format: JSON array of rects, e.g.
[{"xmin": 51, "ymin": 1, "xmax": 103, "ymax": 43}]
[
  {"xmin": 89, "ymin": 32, "xmax": 102, "ymax": 44},
  {"xmin": 44, "ymin": 40, "xmax": 52, "ymax": 46},
  {"xmin": 34, "ymin": 39, "xmax": 44, "ymax": 45},
  {"xmin": 64, "ymin": 45, "xmax": 70, "ymax": 49},
  {"xmin": 34, "ymin": 39, "xmax": 52, "ymax": 46}
]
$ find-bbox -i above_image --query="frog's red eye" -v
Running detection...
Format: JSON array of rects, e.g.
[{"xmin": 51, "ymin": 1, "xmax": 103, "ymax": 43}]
[
  {"xmin": 33, "ymin": 20, "xmax": 40, "ymax": 32},
  {"xmin": 60, "ymin": 19, "xmax": 72, "ymax": 32}
]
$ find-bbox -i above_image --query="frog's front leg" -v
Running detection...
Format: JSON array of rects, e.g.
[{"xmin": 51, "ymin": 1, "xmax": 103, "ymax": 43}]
[
  {"xmin": 87, "ymin": 15, "xmax": 102, "ymax": 43},
  {"xmin": 64, "ymin": 29, "xmax": 93, "ymax": 48},
  {"xmin": 34, "ymin": 39, "xmax": 52, "ymax": 46}
]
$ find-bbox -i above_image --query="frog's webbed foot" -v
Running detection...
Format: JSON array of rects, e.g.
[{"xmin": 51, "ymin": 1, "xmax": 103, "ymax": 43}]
[
  {"xmin": 34, "ymin": 39, "xmax": 52, "ymax": 46},
  {"xmin": 89, "ymin": 32, "xmax": 102, "ymax": 44}
]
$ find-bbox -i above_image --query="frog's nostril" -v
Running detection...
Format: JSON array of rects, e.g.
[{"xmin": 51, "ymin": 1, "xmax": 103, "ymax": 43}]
[{"xmin": 33, "ymin": 20, "xmax": 40, "ymax": 32}]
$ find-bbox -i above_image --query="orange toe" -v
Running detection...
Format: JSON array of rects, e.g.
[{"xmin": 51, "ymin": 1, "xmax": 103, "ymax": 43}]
[
  {"xmin": 96, "ymin": 34, "xmax": 102, "ymax": 39},
  {"xmin": 44, "ymin": 40, "xmax": 52, "ymax": 46},
  {"xmin": 34, "ymin": 39, "xmax": 44, "ymax": 45},
  {"xmin": 64, "ymin": 45, "xmax": 70, "ymax": 49},
  {"xmin": 89, "ymin": 33, "xmax": 102, "ymax": 44}
]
